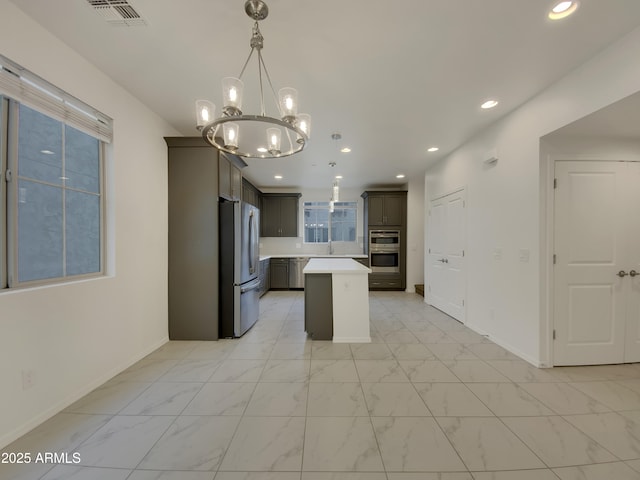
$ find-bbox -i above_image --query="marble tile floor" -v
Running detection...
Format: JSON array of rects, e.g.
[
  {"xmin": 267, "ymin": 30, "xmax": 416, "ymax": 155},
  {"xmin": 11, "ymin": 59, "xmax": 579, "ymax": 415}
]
[{"xmin": 4, "ymin": 291, "xmax": 640, "ymax": 479}]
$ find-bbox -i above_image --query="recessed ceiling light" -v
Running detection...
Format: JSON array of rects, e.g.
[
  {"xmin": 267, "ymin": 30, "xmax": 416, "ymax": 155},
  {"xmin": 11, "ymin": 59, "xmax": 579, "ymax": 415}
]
[
  {"xmin": 340, "ymin": 147, "xmax": 351, "ymax": 153},
  {"xmin": 548, "ymin": 1, "xmax": 579, "ymax": 20},
  {"xmin": 335, "ymin": 175, "xmax": 343, "ymax": 179},
  {"xmin": 481, "ymin": 100, "xmax": 499, "ymax": 109},
  {"xmin": 40, "ymin": 150, "xmax": 55, "ymax": 155},
  {"xmin": 274, "ymin": 175, "xmax": 283, "ymax": 179},
  {"xmin": 427, "ymin": 147, "xmax": 439, "ymax": 152},
  {"xmin": 257, "ymin": 147, "xmax": 268, "ymax": 153},
  {"xmin": 396, "ymin": 174, "xmax": 405, "ymax": 179}
]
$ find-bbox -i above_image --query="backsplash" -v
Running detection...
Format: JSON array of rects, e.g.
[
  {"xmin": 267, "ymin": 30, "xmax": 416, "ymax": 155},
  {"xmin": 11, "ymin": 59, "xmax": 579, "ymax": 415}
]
[{"xmin": 260, "ymin": 236, "xmax": 365, "ymax": 256}]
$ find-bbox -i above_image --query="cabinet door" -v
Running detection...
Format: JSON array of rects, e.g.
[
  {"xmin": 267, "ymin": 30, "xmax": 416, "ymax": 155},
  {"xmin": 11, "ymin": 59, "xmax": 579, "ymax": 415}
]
[
  {"xmin": 279, "ymin": 196, "xmax": 299, "ymax": 237},
  {"xmin": 270, "ymin": 261, "xmax": 289, "ymax": 288},
  {"xmin": 230, "ymin": 164, "xmax": 242, "ymax": 200},
  {"xmin": 367, "ymin": 196, "xmax": 385, "ymax": 226},
  {"xmin": 218, "ymin": 155, "xmax": 232, "ymax": 200},
  {"xmin": 264, "ymin": 262, "xmax": 270, "ymax": 292},
  {"xmin": 261, "ymin": 196, "xmax": 281, "ymax": 237},
  {"xmin": 167, "ymin": 143, "xmax": 219, "ymax": 340},
  {"xmin": 383, "ymin": 194, "xmax": 404, "ymax": 225}
]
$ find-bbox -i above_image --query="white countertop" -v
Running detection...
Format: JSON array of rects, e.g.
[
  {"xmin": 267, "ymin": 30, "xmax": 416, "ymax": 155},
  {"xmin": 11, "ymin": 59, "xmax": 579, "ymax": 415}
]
[
  {"xmin": 303, "ymin": 257, "xmax": 371, "ymax": 274},
  {"xmin": 260, "ymin": 254, "xmax": 367, "ymax": 261}
]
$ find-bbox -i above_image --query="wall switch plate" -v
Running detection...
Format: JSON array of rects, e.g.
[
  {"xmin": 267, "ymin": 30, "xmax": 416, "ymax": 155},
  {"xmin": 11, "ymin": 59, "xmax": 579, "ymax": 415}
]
[
  {"xmin": 493, "ymin": 248, "xmax": 502, "ymax": 260},
  {"xmin": 519, "ymin": 249, "xmax": 530, "ymax": 263}
]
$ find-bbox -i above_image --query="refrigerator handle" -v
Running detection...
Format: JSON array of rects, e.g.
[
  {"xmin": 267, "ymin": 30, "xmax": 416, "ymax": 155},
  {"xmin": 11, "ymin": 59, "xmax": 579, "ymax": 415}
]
[
  {"xmin": 249, "ymin": 209, "xmax": 255, "ymax": 275},
  {"xmin": 241, "ymin": 278, "xmax": 261, "ymax": 293}
]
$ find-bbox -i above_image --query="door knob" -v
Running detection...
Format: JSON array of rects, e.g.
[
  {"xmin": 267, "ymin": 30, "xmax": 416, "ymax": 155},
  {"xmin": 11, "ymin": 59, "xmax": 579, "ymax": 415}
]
[
  {"xmin": 631, "ymin": 270, "xmax": 639, "ymax": 277},
  {"xmin": 618, "ymin": 270, "xmax": 629, "ymax": 277}
]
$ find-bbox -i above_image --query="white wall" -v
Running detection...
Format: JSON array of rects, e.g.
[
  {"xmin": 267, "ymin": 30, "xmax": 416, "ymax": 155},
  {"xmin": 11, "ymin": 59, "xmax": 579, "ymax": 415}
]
[
  {"xmin": 405, "ymin": 176, "xmax": 425, "ymax": 292},
  {"xmin": 0, "ymin": 1, "xmax": 179, "ymax": 448},
  {"xmin": 425, "ymin": 25, "xmax": 640, "ymax": 366}
]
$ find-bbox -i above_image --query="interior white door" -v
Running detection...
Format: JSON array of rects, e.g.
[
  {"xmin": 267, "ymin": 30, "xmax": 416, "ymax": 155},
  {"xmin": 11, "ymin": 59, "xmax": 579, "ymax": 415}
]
[
  {"xmin": 553, "ymin": 161, "xmax": 638, "ymax": 365},
  {"xmin": 624, "ymin": 161, "xmax": 640, "ymax": 362},
  {"xmin": 428, "ymin": 189, "xmax": 466, "ymax": 322}
]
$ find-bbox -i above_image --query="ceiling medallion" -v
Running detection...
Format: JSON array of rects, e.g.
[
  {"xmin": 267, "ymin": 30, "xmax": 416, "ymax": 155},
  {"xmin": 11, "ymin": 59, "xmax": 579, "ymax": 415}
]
[{"xmin": 195, "ymin": 0, "xmax": 311, "ymax": 158}]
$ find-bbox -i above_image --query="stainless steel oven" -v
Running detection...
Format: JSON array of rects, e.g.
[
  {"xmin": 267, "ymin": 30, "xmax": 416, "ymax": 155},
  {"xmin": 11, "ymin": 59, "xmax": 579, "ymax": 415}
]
[{"xmin": 369, "ymin": 230, "xmax": 400, "ymax": 273}]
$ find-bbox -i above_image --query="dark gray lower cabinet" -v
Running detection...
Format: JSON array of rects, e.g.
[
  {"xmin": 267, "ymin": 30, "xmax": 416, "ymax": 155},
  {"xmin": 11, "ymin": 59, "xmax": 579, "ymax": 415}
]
[
  {"xmin": 368, "ymin": 274, "xmax": 402, "ymax": 290},
  {"xmin": 259, "ymin": 258, "xmax": 270, "ymax": 297},
  {"xmin": 304, "ymin": 273, "xmax": 333, "ymax": 340},
  {"xmin": 270, "ymin": 258, "xmax": 289, "ymax": 289}
]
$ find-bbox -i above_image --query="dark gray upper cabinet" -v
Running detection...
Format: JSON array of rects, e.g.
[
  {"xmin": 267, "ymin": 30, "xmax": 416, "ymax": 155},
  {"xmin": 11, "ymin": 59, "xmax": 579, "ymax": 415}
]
[
  {"xmin": 362, "ymin": 191, "xmax": 407, "ymax": 226},
  {"xmin": 218, "ymin": 153, "xmax": 243, "ymax": 201},
  {"xmin": 261, "ymin": 193, "xmax": 301, "ymax": 237},
  {"xmin": 242, "ymin": 177, "xmax": 262, "ymax": 208}
]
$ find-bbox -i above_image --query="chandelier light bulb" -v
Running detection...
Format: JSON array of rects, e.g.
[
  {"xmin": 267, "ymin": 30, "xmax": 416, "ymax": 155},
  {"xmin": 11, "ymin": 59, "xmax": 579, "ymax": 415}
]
[
  {"xmin": 223, "ymin": 122, "xmax": 239, "ymax": 151},
  {"xmin": 297, "ymin": 113, "xmax": 311, "ymax": 137},
  {"xmin": 267, "ymin": 127, "xmax": 281, "ymax": 155},
  {"xmin": 195, "ymin": 100, "xmax": 215, "ymax": 129},
  {"xmin": 279, "ymin": 87, "xmax": 298, "ymax": 122},
  {"xmin": 222, "ymin": 77, "xmax": 244, "ymax": 116}
]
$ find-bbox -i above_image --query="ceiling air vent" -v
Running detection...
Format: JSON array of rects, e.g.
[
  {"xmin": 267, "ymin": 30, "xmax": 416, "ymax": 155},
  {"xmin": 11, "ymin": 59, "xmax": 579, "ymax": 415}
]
[{"xmin": 86, "ymin": 0, "xmax": 147, "ymax": 27}]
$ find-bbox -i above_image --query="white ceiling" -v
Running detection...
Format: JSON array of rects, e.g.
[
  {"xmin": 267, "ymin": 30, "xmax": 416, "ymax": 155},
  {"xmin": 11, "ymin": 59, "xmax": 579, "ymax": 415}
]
[{"xmin": 10, "ymin": 0, "xmax": 640, "ymax": 190}]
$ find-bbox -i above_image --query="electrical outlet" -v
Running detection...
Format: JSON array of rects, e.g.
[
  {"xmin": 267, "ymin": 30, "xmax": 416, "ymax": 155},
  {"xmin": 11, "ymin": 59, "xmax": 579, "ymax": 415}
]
[{"xmin": 22, "ymin": 369, "xmax": 35, "ymax": 390}]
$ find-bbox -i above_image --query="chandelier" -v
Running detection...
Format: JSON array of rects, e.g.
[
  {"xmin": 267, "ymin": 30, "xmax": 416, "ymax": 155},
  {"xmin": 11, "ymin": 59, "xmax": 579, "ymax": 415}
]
[{"xmin": 195, "ymin": 0, "xmax": 311, "ymax": 158}]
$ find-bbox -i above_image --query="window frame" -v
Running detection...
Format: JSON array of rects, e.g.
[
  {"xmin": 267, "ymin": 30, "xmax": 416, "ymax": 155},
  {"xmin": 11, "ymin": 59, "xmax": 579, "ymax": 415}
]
[
  {"xmin": 303, "ymin": 200, "xmax": 358, "ymax": 244},
  {"xmin": 0, "ymin": 96, "xmax": 7, "ymax": 289},
  {"xmin": 4, "ymin": 98, "xmax": 106, "ymax": 289}
]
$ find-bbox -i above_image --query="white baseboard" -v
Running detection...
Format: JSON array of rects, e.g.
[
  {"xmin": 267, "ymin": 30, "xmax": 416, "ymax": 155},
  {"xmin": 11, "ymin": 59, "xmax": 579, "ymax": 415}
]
[
  {"xmin": 464, "ymin": 323, "xmax": 543, "ymax": 367},
  {"xmin": 0, "ymin": 336, "xmax": 169, "ymax": 450},
  {"xmin": 332, "ymin": 336, "xmax": 371, "ymax": 343}
]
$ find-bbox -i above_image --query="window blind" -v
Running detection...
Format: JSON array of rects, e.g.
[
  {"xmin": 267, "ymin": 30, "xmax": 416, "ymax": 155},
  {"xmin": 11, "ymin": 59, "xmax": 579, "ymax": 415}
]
[{"xmin": 0, "ymin": 54, "xmax": 113, "ymax": 143}]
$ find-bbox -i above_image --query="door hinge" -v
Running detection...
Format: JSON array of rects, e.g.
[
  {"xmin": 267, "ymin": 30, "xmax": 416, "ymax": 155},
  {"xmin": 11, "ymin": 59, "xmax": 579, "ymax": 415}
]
[
  {"xmin": 553, "ymin": 254, "xmax": 556, "ymax": 265},
  {"xmin": 463, "ymin": 200, "xmax": 466, "ymax": 207},
  {"xmin": 553, "ymin": 178, "xmax": 557, "ymax": 189},
  {"xmin": 428, "ymin": 248, "xmax": 431, "ymax": 254},
  {"xmin": 462, "ymin": 250, "xmax": 465, "ymax": 257},
  {"xmin": 462, "ymin": 299, "xmax": 465, "ymax": 306},
  {"xmin": 553, "ymin": 329, "xmax": 556, "ymax": 340}
]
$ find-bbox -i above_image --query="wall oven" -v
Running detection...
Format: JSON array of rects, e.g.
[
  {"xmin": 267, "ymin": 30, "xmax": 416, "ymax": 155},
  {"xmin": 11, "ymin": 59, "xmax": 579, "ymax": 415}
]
[{"xmin": 369, "ymin": 230, "xmax": 400, "ymax": 273}]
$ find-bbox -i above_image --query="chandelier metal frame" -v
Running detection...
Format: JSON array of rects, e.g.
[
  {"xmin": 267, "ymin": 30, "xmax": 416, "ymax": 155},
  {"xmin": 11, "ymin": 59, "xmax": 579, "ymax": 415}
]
[{"xmin": 196, "ymin": 0, "xmax": 309, "ymax": 158}]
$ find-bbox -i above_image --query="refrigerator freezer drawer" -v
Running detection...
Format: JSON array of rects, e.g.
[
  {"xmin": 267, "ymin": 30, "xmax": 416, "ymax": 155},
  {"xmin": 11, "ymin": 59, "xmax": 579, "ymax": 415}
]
[{"xmin": 235, "ymin": 281, "xmax": 260, "ymax": 336}]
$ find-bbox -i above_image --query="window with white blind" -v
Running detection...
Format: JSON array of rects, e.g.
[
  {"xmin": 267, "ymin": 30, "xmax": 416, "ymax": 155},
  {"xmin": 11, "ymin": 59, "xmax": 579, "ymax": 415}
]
[{"xmin": 0, "ymin": 55, "xmax": 111, "ymax": 288}]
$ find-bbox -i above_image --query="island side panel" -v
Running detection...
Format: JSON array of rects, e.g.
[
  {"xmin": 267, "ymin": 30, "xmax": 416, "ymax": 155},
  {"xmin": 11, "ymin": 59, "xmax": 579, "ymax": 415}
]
[
  {"xmin": 331, "ymin": 272, "xmax": 371, "ymax": 343},
  {"xmin": 304, "ymin": 273, "xmax": 333, "ymax": 340}
]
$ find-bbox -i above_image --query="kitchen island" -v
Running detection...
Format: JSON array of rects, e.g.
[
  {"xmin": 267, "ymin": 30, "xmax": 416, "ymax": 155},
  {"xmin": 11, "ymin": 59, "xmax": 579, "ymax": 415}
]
[{"xmin": 303, "ymin": 258, "xmax": 371, "ymax": 342}]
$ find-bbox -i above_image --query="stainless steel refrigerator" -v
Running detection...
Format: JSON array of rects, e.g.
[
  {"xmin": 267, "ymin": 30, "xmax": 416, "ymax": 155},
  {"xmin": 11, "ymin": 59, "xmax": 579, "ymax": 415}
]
[{"xmin": 219, "ymin": 199, "xmax": 261, "ymax": 337}]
